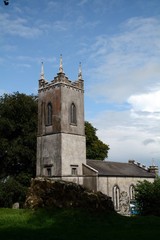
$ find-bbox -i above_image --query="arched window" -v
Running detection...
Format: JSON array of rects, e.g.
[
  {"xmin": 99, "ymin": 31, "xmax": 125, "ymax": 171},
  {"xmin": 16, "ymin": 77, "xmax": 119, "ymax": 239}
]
[
  {"xmin": 70, "ymin": 103, "xmax": 77, "ymax": 124},
  {"xmin": 113, "ymin": 185, "xmax": 120, "ymax": 211},
  {"xmin": 47, "ymin": 102, "xmax": 52, "ymax": 125},
  {"xmin": 129, "ymin": 185, "xmax": 135, "ymax": 200}
]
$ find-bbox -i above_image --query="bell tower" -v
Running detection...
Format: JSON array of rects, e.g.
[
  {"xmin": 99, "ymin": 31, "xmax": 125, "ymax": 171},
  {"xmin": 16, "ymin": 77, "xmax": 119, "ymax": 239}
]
[{"xmin": 36, "ymin": 56, "xmax": 86, "ymax": 183}]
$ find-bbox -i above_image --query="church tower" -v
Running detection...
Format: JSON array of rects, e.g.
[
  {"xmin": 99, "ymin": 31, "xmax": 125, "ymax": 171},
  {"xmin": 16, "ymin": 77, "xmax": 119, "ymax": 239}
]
[{"xmin": 36, "ymin": 56, "xmax": 86, "ymax": 183}]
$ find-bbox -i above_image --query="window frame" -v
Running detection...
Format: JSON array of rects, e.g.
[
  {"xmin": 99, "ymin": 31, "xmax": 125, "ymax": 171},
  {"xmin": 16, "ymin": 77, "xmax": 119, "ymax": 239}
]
[
  {"xmin": 113, "ymin": 185, "xmax": 120, "ymax": 211},
  {"xmin": 47, "ymin": 167, "xmax": 51, "ymax": 177},
  {"xmin": 46, "ymin": 102, "xmax": 52, "ymax": 126},
  {"xmin": 70, "ymin": 102, "xmax": 77, "ymax": 125},
  {"xmin": 70, "ymin": 164, "xmax": 78, "ymax": 176},
  {"xmin": 129, "ymin": 184, "xmax": 135, "ymax": 200}
]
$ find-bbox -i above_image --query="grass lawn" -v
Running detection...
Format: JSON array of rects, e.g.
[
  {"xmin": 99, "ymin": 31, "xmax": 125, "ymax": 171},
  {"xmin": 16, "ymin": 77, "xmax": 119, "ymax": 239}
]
[{"xmin": 0, "ymin": 208, "xmax": 160, "ymax": 240}]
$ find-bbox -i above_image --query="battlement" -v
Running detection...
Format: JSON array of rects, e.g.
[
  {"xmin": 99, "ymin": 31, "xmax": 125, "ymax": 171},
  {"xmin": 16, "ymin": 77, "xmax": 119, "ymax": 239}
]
[
  {"xmin": 38, "ymin": 58, "xmax": 84, "ymax": 92},
  {"xmin": 38, "ymin": 75, "xmax": 84, "ymax": 93}
]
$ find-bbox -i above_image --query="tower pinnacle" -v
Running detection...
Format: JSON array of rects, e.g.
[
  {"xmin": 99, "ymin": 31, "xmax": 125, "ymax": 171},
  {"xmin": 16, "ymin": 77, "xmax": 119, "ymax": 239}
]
[
  {"xmin": 78, "ymin": 62, "xmax": 82, "ymax": 80},
  {"xmin": 40, "ymin": 62, "xmax": 45, "ymax": 79},
  {"xmin": 59, "ymin": 54, "xmax": 63, "ymax": 73}
]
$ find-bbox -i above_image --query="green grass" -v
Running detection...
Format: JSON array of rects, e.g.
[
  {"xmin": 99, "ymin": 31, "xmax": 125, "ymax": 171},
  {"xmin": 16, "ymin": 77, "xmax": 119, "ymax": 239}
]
[{"xmin": 0, "ymin": 208, "xmax": 160, "ymax": 240}]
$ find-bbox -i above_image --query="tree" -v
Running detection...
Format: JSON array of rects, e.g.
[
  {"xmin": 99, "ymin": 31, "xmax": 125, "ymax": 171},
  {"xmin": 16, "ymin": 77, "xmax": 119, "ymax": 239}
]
[
  {"xmin": 0, "ymin": 94, "xmax": 110, "ymax": 179},
  {"xmin": 85, "ymin": 121, "xmax": 109, "ymax": 160},
  {"xmin": 135, "ymin": 178, "xmax": 160, "ymax": 216},
  {"xmin": 0, "ymin": 93, "xmax": 109, "ymax": 207},
  {"xmin": 0, "ymin": 176, "xmax": 27, "ymax": 208},
  {"xmin": 0, "ymin": 92, "xmax": 37, "ymax": 179}
]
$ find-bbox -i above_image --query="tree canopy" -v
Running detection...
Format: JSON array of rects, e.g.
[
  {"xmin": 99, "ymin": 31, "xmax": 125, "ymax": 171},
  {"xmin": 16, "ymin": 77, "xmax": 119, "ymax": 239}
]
[
  {"xmin": 0, "ymin": 92, "xmax": 110, "ymax": 207},
  {"xmin": 135, "ymin": 178, "xmax": 160, "ymax": 216},
  {"xmin": 0, "ymin": 92, "xmax": 109, "ymax": 180},
  {"xmin": 85, "ymin": 121, "xmax": 109, "ymax": 160},
  {"xmin": 0, "ymin": 92, "xmax": 37, "ymax": 179}
]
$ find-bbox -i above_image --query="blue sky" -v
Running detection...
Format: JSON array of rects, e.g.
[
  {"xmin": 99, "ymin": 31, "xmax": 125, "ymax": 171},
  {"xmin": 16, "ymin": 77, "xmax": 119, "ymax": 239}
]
[{"xmin": 1, "ymin": 0, "xmax": 160, "ymax": 169}]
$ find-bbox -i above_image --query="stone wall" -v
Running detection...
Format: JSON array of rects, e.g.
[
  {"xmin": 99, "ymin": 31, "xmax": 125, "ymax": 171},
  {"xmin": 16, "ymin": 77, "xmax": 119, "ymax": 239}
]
[{"xmin": 24, "ymin": 178, "xmax": 115, "ymax": 213}]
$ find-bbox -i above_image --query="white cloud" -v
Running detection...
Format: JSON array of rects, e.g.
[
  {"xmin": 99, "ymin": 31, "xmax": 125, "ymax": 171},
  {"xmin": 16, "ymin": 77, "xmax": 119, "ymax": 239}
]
[
  {"xmin": 86, "ymin": 17, "xmax": 160, "ymax": 103},
  {"xmin": 92, "ymin": 110, "xmax": 160, "ymax": 167},
  {"xmin": 0, "ymin": 13, "xmax": 42, "ymax": 38},
  {"xmin": 88, "ymin": 76, "xmax": 160, "ymax": 167},
  {"xmin": 128, "ymin": 90, "xmax": 160, "ymax": 112}
]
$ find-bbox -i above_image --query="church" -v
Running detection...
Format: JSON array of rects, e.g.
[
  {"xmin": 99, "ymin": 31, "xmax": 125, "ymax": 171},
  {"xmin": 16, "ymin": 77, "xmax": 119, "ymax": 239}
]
[{"xmin": 36, "ymin": 56, "xmax": 158, "ymax": 214}]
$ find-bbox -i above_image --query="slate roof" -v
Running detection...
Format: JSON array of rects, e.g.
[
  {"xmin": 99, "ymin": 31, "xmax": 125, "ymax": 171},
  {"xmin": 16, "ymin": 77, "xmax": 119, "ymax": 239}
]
[{"xmin": 87, "ymin": 160, "xmax": 155, "ymax": 178}]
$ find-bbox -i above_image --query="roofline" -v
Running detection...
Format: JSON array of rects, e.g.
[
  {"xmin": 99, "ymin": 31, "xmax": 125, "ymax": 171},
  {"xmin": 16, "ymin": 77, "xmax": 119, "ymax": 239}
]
[
  {"xmin": 97, "ymin": 174, "xmax": 156, "ymax": 178},
  {"xmin": 83, "ymin": 163, "xmax": 98, "ymax": 174}
]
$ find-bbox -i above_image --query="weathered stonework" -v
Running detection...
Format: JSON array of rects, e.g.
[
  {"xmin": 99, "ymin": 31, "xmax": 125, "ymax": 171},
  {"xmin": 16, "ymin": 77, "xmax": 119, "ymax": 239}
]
[
  {"xmin": 36, "ymin": 60, "xmax": 86, "ymax": 185},
  {"xmin": 24, "ymin": 178, "xmax": 114, "ymax": 213},
  {"xmin": 36, "ymin": 59, "xmax": 157, "ymax": 215},
  {"xmin": 83, "ymin": 160, "xmax": 156, "ymax": 215}
]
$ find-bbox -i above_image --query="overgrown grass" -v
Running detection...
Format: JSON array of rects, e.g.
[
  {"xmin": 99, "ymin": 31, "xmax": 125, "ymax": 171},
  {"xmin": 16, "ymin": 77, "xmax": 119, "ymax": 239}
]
[{"xmin": 0, "ymin": 208, "xmax": 160, "ymax": 240}]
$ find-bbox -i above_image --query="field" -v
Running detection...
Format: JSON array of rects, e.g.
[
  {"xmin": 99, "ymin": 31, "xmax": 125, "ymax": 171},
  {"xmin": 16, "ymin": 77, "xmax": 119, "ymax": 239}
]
[{"xmin": 0, "ymin": 208, "xmax": 160, "ymax": 240}]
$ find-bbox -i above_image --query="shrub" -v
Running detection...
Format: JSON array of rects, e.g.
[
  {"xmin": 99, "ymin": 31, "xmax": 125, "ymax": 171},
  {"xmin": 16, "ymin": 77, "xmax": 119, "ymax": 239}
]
[
  {"xmin": 0, "ymin": 176, "xmax": 27, "ymax": 208},
  {"xmin": 135, "ymin": 178, "xmax": 160, "ymax": 216}
]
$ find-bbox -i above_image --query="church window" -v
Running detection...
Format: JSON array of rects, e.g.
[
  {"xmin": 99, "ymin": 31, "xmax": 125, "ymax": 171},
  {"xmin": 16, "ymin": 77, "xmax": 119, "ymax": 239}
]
[
  {"xmin": 129, "ymin": 185, "xmax": 135, "ymax": 200},
  {"xmin": 47, "ymin": 167, "xmax": 51, "ymax": 177},
  {"xmin": 72, "ymin": 168, "xmax": 77, "ymax": 175},
  {"xmin": 113, "ymin": 185, "xmax": 120, "ymax": 211},
  {"xmin": 70, "ymin": 103, "xmax": 77, "ymax": 125},
  {"xmin": 47, "ymin": 102, "xmax": 52, "ymax": 125},
  {"xmin": 71, "ymin": 165, "xmax": 78, "ymax": 176}
]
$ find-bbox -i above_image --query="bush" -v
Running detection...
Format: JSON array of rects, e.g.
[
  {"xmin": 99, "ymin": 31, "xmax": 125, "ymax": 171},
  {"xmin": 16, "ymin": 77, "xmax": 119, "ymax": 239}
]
[
  {"xmin": 0, "ymin": 176, "xmax": 27, "ymax": 208},
  {"xmin": 135, "ymin": 178, "xmax": 160, "ymax": 216}
]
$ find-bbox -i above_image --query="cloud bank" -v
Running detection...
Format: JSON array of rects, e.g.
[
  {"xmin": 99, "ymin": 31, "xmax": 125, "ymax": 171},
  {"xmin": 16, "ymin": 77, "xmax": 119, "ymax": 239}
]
[{"xmin": 86, "ymin": 16, "xmax": 160, "ymax": 166}]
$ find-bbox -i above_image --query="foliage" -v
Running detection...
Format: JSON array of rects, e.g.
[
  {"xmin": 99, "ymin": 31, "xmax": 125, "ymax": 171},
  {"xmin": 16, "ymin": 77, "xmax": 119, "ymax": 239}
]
[
  {"xmin": 0, "ymin": 92, "xmax": 37, "ymax": 178},
  {"xmin": 0, "ymin": 177, "xmax": 27, "ymax": 208},
  {"xmin": 135, "ymin": 178, "xmax": 160, "ymax": 216},
  {"xmin": 0, "ymin": 93, "xmax": 109, "ymax": 180},
  {"xmin": 85, "ymin": 121, "xmax": 109, "ymax": 160},
  {"xmin": 0, "ymin": 93, "xmax": 109, "ymax": 207},
  {"xmin": 0, "ymin": 208, "xmax": 160, "ymax": 240},
  {"xmin": 0, "ymin": 92, "xmax": 37, "ymax": 207}
]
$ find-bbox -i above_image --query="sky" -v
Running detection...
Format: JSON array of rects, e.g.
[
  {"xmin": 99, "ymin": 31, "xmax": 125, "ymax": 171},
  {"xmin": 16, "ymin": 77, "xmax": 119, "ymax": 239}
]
[{"xmin": 1, "ymin": 0, "xmax": 160, "ymax": 169}]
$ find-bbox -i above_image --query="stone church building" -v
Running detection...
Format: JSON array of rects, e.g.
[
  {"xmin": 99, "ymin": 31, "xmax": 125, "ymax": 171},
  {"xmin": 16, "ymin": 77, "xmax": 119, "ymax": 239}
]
[{"xmin": 36, "ymin": 56, "xmax": 158, "ymax": 214}]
